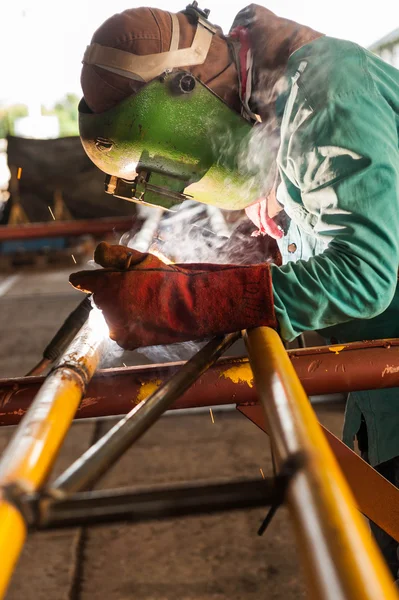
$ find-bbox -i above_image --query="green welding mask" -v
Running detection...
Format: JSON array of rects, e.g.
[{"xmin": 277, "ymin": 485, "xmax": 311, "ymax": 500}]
[
  {"xmin": 79, "ymin": 4, "xmax": 274, "ymax": 211},
  {"xmin": 79, "ymin": 72, "xmax": 271, "ymax": 211}
]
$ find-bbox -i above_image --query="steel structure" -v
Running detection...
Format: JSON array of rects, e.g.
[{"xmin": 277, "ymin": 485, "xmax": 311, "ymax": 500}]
[{"xmin": 0, "ymin": 321, "xmax": 397, "ymax": 598}]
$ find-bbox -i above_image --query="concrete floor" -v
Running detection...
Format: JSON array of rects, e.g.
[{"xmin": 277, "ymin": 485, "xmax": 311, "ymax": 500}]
[{"xmin": 0, "ymin": 266, "xmax": 346, "ymax": 599}]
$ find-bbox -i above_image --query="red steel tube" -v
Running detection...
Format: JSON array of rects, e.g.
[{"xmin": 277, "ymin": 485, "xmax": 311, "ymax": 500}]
[
  {"xmin": 0, "ymin": 216, "xmax": 135, "ymax": 241},
  {"xmin": 0, "ymin": 339, "xmax": 399, "ymax": 426}
]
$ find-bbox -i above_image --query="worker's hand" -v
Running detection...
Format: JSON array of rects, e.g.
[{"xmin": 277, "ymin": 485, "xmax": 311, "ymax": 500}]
[{"xmin": 69, "ymin": 242, "xmax": 277, "ymax": 350}]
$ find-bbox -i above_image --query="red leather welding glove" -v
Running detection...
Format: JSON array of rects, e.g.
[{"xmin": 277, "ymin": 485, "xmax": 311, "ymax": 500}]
[{"xmin": 69, "ymin": 242, "xmax": 277, "ymax": 350}]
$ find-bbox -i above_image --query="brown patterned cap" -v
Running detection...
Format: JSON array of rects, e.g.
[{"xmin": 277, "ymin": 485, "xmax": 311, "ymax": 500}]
[{"xmin": 81, "ymin": 7, "xmax": 239, "ymax": 113}]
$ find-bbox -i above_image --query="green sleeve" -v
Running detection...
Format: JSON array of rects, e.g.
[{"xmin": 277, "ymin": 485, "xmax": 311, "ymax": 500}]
[{"xmin": 272, "ymin": 92, "xmax": 399, "ymax": 341}]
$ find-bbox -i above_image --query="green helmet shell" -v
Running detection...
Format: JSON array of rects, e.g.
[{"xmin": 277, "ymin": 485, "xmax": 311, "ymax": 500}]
[{"xmin": 79, "ymin": 72, "xmax": 271, "ymax": 211}]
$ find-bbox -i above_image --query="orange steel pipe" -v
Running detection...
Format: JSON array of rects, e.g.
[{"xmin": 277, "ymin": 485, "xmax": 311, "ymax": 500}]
[
  {"xmin": 244, "ymin": 327, "xmax": 399, "ymax": 600},
  {"xmin": 1, "ymin": 339, "xmax": 399, "ymax": 426}
]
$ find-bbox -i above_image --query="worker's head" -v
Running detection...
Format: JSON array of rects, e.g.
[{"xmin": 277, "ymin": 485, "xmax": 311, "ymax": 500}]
[
  {"xmin": 78, "ymin": 4, "xmax": 280, "ymax": 211},
  {"xmin": 81, "ymin": 6, "xmax": 240, "ymax": 114}
]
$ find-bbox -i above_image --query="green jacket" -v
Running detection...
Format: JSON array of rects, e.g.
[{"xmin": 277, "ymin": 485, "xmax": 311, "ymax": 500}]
[{"xmin": 271, "ymin": 36, "xmax": 399, "ymax": 466}]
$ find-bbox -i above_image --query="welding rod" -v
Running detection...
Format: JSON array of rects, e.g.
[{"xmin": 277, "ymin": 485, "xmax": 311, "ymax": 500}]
[
  {"xmin": 49, "ymin": 332, "xmax": 240, "ymax": 497},
  {"xmin": 26, "ymin": 295, "xmax": 92, "ymax": 376}
]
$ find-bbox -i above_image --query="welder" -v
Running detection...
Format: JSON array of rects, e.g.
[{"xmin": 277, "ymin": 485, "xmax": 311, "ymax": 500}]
[{"xmin": 70, "ymin": 3, "xmax": 399, "ymax": 577}]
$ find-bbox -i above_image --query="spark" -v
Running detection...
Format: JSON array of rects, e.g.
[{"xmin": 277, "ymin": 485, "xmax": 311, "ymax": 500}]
[
  {"xmin": 259, "ymin": 468, "xmax": 265, "ymax": 480},
  {"xmin": 209, "ymin": 408, "xmax": 215, "ymax": 424},
  {"xmin": 88, "ymin": 306, "xmax": 109, "ymax": 338},
  {"xmin": 71, "ymin": 254, "xmax": 77, "ymax": 264},
  {"xmin": 48, "ymin": 206, "xmax": 56, "ymax": 220},
  {"xmin": 17, "ymin": 167, "xmax": 22, "ymax": 180},
  {"xmin": 150, "ymin": 249, "xmax": 173, "ymax": 264}
]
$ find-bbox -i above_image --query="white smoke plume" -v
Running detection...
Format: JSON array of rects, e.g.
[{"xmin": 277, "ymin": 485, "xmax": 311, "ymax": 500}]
[
  {"xmin": 133, "ymin": 200, "xmax": 279, "ymax": 363},
  {"xmin": 99, "ymin": 336, "xmax": 125, "ymax": 369},
  {"xmin": 136, "ymin": 339, "xmax": 208, "ymax": 363}
]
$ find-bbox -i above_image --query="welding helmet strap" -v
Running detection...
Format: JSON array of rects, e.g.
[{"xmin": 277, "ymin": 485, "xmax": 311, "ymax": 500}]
[{"xmin": 82, "ymin": 12, "xmax": 215, "ymax": 83}]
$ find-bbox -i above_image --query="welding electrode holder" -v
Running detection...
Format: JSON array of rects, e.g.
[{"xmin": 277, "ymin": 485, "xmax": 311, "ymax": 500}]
[
  {"xmin": 43, "ymin": 294, "xmax": 93, "ymax": 362},
  {"xmin": 26, "ymin": 294, "xmax": 93, "ymax": 376}
]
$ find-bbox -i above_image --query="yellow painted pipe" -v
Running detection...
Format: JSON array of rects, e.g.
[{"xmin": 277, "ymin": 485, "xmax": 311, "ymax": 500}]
[
  {"xmin": 245, "ymin": 327, "xmax": 399, "ymax": 600},
  {"xmin": 0, "ymin": 502, "xmax": 26, "ymax": 596},
  {"xmin": 0, "ymin": 310, "xmax": 106, "ymax": 598}
]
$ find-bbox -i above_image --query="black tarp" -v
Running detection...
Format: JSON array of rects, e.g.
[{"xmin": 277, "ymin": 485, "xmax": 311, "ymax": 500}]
[{"xmin": 2, "ymin": 135, "xmax": 136, "ymax": 224}]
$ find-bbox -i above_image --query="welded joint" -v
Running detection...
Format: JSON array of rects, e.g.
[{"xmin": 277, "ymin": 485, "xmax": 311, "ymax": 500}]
[
  {"xmin": 0, "ymin": 483, "xmax": 39, "ymax": 528},
  {"xmin": 48, "ymin": 365, "xmax": 88, "ymax": 394},
  {"xmin": 0, "ymin": 485, "xmax": 57, "ymax": 531}
]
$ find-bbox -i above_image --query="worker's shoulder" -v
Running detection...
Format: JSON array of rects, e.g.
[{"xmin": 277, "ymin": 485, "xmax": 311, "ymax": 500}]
[{"xmin": 290, "ymin": 36, "xmax": 378, "ymax": 107}]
